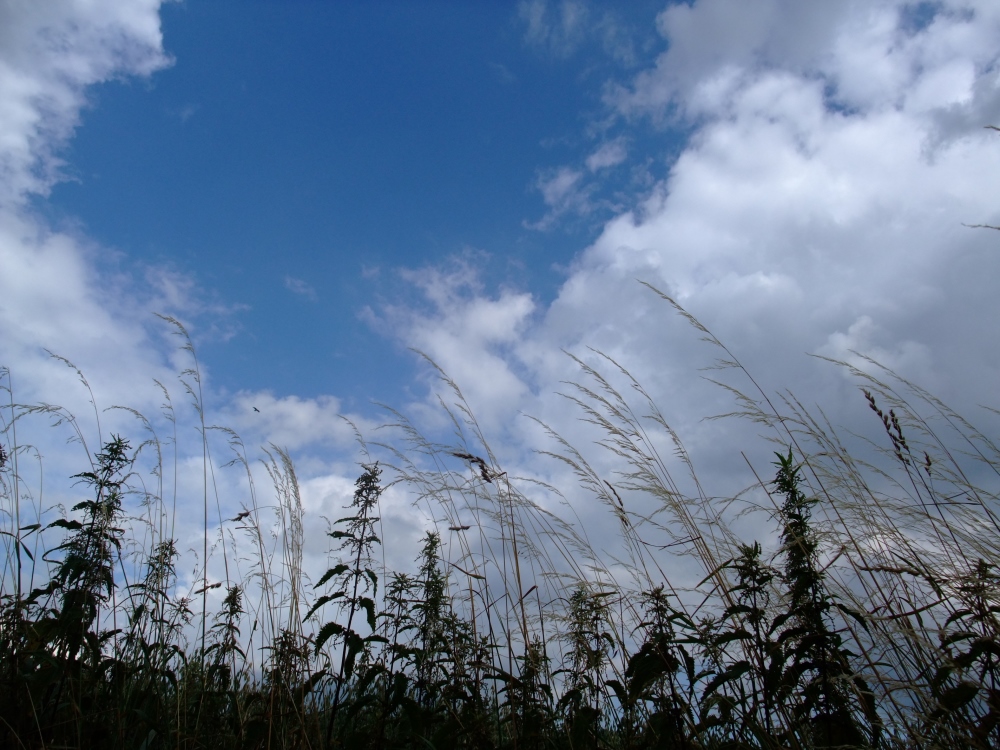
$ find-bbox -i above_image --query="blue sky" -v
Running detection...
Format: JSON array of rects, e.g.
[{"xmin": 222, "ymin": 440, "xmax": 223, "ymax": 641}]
[
  {"xmin": 38, "ymin": 0, "xmax": 667, "ymax": 404},
  {"xmin": 4, "ymin": 0, "xmax": 1000, "ymax": 585}
]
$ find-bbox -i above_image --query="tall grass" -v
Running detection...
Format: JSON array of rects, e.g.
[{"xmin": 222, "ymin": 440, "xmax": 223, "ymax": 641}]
[{"xmin": 2, "ymin": 296, "xmax": 1000, "ymax": 749}]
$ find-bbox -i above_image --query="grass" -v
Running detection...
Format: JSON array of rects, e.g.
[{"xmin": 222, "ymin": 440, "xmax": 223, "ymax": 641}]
[{"xmin": 2, "ymin": 294, "xmax": 1000, "ymax": 749}]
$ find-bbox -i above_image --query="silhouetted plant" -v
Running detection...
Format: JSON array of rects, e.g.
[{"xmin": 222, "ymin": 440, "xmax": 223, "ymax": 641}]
[
  {"xmin": 770, "ymin": 449, "xmax": 878, "ymax": 749},
  {"xmin": 557, "ymin": 584, "xmax": 616, "ymax": 749},
  {"xmin": 309, "ymin": 461, "xmax": 386, "ymax": 747}
]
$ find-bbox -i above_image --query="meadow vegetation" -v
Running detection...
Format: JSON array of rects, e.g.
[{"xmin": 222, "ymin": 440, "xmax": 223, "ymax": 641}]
[{"xmin": 2, "ymin": 300, "xmax": 1000, "ymax": 749}]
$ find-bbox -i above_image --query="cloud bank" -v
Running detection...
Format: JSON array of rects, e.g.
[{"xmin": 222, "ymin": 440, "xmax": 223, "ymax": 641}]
[{"xmin": 398, "ymin": 0, "xmax": 1000, "ymax": 509}]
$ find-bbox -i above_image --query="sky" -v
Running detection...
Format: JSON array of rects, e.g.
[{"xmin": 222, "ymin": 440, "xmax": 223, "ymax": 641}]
[{"xmin": 3, "ymin": 0, "xmax": 1000, "ymax": 589}]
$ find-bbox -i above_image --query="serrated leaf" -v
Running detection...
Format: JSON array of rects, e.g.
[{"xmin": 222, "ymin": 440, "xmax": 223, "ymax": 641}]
[
  {"xmin": 315, "ymin": 565, "xmax": 350, "ymax": 589},
  {"xmin": 713, "ymin": 629, "xmax": 753, "ymax": 646},
  {"xmin": 606, "ymin": 678, "xmax": 626, "ymax": 705},
  {"xmin": 945, "ymin": 608, "xmax": 975, "ymax": 627},
  {"xmin": 359, "ymin": 596, "xmax": 377, "ymax": 631},
  {"xmin": 47, "ymin": 518, "xmax": 83, "ymax": 531},
  {"xmin": 702, "ymin": 661, "xmax": 751, "ymax": 699},
  {"xmin": 343, "ymin": 631, "xmax": 364, "ymax": 679},
  {"xmin": 315, "ymin": 621, "xmax": 346, "ymax": 652},
  {"xmin": 304, "ymin": 592, "xmax": 346, "ymax": 621}
]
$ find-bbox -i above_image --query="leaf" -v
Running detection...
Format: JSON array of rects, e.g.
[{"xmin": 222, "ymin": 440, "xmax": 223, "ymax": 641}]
[
  {"xmin": 945, "ymin": 608, "xmax": 975, "ymax": 628},
  {"xmin": 942, "ymin": 629, "xmax": 977, "ymax": 649},
  {"xmin": 0, "ymin": 531, "xmax": 35, "ymax": 562},
  {"xmin": 315, "ymin": 621, "xmax": 346, "ymax": 652},
  {"xmin": 47, "ymin": 518, "xmax": 83, "ymax": 532},
  {"xmin": 712, "ymin": 629, "xmax": 753, "ymax": 646},
  {"xmin": 359, "ymin": 596, "xmax": 377, "ymax": 631},
  {"xmin": 701, "ymin": 660, "xmax": 751, "ymax": 699},
  {"xmin": 697, "ymin": 557, "xmax": 734, "ymax": 588},
  {"xmin": 624, "ymin": 641, "xmax": 677, "ymax": 702},
  {"xmin": 315, "ymin": 564, "xmax": 350, "ymax": 588},
  {"xmin": 343, "ymin": 631, "xmax": 364, "ymax": 680},
  {"xmin": 606, "ymin": 678, "xmax": 627, "ymax": 706},
  {"xmin": 681, "ymin": 647, "xmax": 696, "ymax": 685},
  {"xmin": 305, "ymin": 592, "xmax": 346, "ymax": 621},
  {"xmin": 557, "ymin": 686, "xmax": 583, "ymax": 713},
  {"xmin": 295, "ymin": 668, "xmax": 327, "ymax": 701},
  {"xmin": 722, "ymin": 603, "xmax": 755, "ymax": 619},
  {"xmin": 937, "ymin": 681, "xmax": 979, "ymax": 713},
  {"xmin": 832, "ymin": 600, "xmax": 870, "ymax": 632}
]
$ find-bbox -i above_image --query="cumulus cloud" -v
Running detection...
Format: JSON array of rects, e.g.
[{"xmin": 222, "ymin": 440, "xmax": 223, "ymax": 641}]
[
  {"xmin": 577, "ymin": 0, "xmax": 1000, "ymax": 413},
  {"xmin": 610, "ymin": 0, "xmax": 1000, "ymax": 127},
  {"xmin": 0, "ymin": 0, "xmax": 169, "ymax": 204},
  {"xmin": 372, "ymin": 258, "xmax": 536, "ymax": 435},
  {"xmin": 224, "ymin": 391, "xmax": 362, "ymax": 452},
  {"xmin": 392, "ymin": 0, "xmax": 1000, "ymax": 520}
]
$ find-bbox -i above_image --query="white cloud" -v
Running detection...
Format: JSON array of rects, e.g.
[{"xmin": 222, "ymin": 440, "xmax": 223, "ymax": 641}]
[
  {"xmin": 585, "ymin": 139, "xmax": 628, "ymax": 171},
  {"xmin": 488, "ymin": 61, "xmax": 517, "ymax": 86},
  {"xmin": 577, "ymin": 2, "xmax": 1000, "ymax": 392},
  {"xmin": 173, "ymin": 102, "xmax": 199, "ymax": 123},
  {"xmin": 385, "ymin": 0, "xmax": 1000, "ymax": 560},
  {"xmin": 0, "ymin": 0, "xmax": 169, "ymax": 204},
  {"xmin": 536, "ymin": 165, "xmax": 584, "ymax": 204},
  {"xmin": 223, "ymin": 391, "xmax": 364, "ymax": 452},
  {"xmin": 375, "ymin": 259, "xmax": 536, "ymax": 435},
  {"xmin": 817, "ymin": 315, "xmax": 933, "ymax": 379},
  {"xmin": 611, "ymin": 0, "xmax": 1000, "ymax": 126}
]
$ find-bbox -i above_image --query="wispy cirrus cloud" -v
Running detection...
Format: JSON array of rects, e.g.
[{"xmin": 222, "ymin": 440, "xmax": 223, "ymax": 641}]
[
  {"xmin": 285, "ymin": 275, "xmax": 318, "ymax": 300},
  {"xmin": 518, "ymin": 0, "xmax": 639, "ymax": 65},
  {"xmin": 524, "ymin": 166, "xmax": 591, "ymax": 229},
  {"xmin": 585, "ymin": 139, "xmax": 628, "ymax": 171},
  {"xmin": 525, "ymin": 138, "xmax": 629, "ymax": 229}
]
